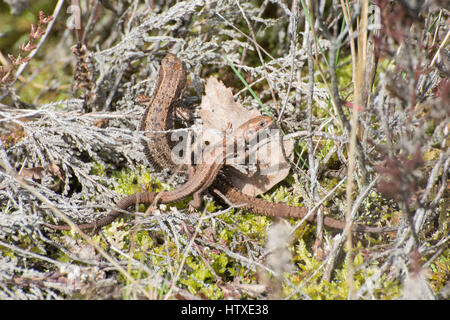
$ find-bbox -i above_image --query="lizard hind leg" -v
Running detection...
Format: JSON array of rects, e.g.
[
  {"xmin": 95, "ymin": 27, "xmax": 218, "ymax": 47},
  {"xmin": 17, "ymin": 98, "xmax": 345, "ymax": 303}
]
[{"xmin": 188, "ymin": 191, "xmax": 202, "ymax": 212}]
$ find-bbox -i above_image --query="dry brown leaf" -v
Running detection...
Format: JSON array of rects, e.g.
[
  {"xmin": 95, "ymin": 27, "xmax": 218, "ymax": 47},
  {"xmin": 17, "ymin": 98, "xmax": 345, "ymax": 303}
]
[
  {"xmin": 93, "ymin": 118, "xmax": 109, "ymax": 128},
  {"xmin": 198, "ymin": 77, "xmax": 261, "ymax": 130},
  {"xmin": 18, "ymin": 163, "xmax": 64, "ymax": 181},
  {"xmin": 225, "ymin": 132, "xmax": 294, "ymax": 196},
  {"xmin": 48, "ymin": 162, "xmax": 64, "ymax": 180},
  {"xmin": 19, "ymin": 167, "xmax": 45, "ymax": 180},
  {"xmin": 198, "ymin": 77, "xmax": 293, "ymax": 196}
]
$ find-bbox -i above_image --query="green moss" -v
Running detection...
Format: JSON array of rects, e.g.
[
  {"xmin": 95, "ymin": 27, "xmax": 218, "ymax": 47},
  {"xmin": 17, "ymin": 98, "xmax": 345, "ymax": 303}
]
[
  {"xmin": 428, "ymin": 248, "xmax": 450, "ymax": 293},
  {"xmin": 19, "ymin": 58, "xmax": 73, "ymax": 104},
  {"xmin": 284, "ymin": 238, "xmax": 403, "ymax": 299},
  {"xmin": 34, "ymin": 158, "xmax": 413, "ymax": 300}
]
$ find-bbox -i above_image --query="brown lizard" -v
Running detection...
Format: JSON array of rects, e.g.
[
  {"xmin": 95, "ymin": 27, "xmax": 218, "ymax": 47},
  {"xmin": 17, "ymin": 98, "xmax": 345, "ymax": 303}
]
[
  {"xmin": 43, "ymin": 116, "xmax": 273, "ymax": 231},
  {"xmin": 137, "ymin": 53, "xmax": 188, "ymax": 172},
  {"xmin": 211, "ymin": 170, "xmax": 397, "ymax": 233},
  {"xmin": 139, "ymin": 54, "xmax": 396, "ymax": 234}
]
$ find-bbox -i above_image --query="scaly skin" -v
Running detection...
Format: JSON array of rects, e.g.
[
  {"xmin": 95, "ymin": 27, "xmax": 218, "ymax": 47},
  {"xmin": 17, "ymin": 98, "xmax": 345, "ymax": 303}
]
[{"xmin": 137, "ymin": 53, "xmax": 187, "ymax": 172}]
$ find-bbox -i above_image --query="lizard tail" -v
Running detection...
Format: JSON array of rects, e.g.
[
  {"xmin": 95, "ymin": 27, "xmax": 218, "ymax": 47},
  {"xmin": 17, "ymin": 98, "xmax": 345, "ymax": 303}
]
[
  {"xmin": 212, "ymin": 174, "xmax": 396, "ymax": 234},
  {"xmin": 42, "ymin": 191, "xmax": 160, "ymax": 231}
]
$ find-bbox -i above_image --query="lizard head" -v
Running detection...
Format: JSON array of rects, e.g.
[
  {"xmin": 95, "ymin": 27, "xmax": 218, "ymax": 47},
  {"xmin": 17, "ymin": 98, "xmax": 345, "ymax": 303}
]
[
  {"xmin": 161, "ymin": 53, "xmax": 185, "ymax": 72},
  {"xmin": 239, "ymin": 115, "xmax": 274, "ymax": 141}
]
